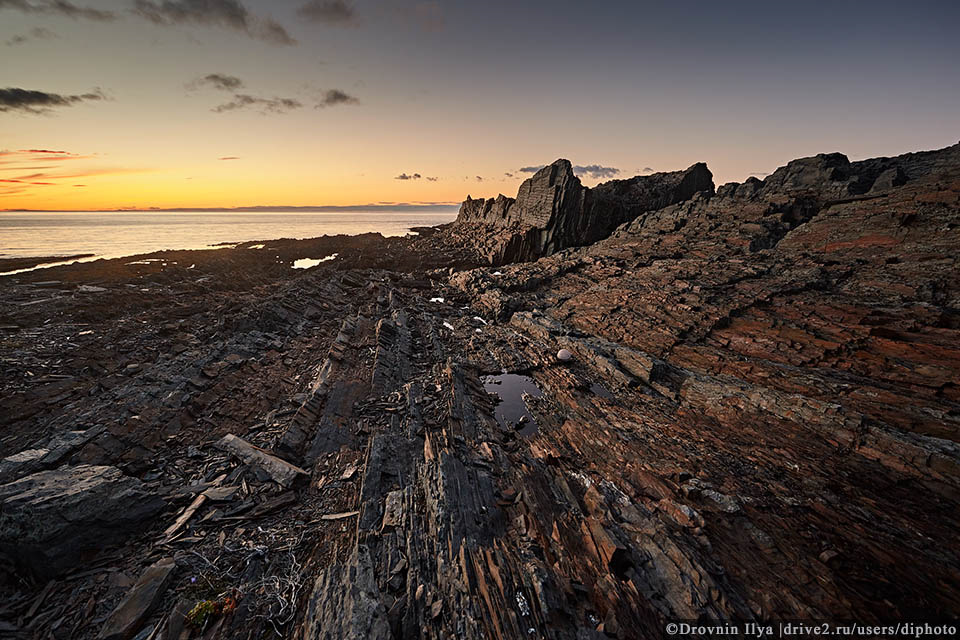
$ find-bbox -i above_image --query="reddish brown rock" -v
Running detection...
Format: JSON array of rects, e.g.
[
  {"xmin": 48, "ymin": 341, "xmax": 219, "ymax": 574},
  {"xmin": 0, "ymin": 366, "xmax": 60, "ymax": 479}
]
[{"xmin": 1, "ymin": 142, "xmax": 959, "ymax": 639}]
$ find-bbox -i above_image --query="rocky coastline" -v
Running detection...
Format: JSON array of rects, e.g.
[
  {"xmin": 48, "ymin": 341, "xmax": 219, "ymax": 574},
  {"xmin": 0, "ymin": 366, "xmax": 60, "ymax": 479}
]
[{"xmin": 1, "ymin": 142, "xmax": 959, "ymax": 638}]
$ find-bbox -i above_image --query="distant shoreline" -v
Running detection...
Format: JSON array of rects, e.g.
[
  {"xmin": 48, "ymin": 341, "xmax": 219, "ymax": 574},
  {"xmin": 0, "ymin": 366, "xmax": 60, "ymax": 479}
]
[
  {"xmin": 0, "ymin": 204, "xmax": 460, "ymax": 214},
  {"xmin": 0, "ymin": 254, "xmax": 96, "ymax": 273}
]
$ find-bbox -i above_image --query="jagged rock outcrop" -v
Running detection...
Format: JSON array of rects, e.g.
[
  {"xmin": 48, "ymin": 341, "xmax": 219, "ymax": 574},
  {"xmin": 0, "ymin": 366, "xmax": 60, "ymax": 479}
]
[
  {"xmin": 454, "ymin": 159, "xmax": 714, "ymax": 264},
  {"xmin": 1, "ymin": 141, "xmax": 959, "ymax": 639}
]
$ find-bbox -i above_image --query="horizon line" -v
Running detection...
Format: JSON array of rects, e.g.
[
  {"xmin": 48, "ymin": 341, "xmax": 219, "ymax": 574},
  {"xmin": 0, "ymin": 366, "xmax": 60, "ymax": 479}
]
[{"xmin": 0, "ymin": 203, "xmax": 462, "ymax": 213}]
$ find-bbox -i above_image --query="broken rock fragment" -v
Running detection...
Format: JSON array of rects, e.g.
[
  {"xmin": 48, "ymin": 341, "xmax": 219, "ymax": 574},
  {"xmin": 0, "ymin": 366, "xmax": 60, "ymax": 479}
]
[
  {"xmin": 215, "ymin": 433, "xmax": 308, "ymax": 488},
  {"xmin": 97, "ymin": 557, "xmax": 176, "ymax": 640}
]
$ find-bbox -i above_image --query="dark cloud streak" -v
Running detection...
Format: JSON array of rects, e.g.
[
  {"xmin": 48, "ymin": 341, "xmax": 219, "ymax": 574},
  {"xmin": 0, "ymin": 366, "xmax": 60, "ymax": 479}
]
[
  {"xmin": 395, "ymin": 172, "xmax": 421, "ymax": 180},
  {"xmin": 212, "ymin": 94, "xmax": 302, "ymax": 114},
  {"xmin": 0, "ymin": 0, "xmax": 116, "ymax": 22},
  {"xmin": 0, "ymin": 87, "xmax": 105, "ymax": 114},
  {"xmin": 132, "ymin": 0, "xmax": 295, "ymax": 45},
  {"xmin": 316, "ymin": 89, "xmax": 359, "ymax": 108},
  {"xmin": 188, "ymin": 73, "xmax": 244, "ymax": 91}
]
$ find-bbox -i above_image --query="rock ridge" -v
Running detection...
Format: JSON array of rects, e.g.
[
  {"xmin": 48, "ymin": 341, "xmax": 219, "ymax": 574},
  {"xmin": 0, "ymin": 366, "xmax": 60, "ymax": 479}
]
[{"xmin": 454, "ymin": 159, "xmax": 714, "ymax": 264}]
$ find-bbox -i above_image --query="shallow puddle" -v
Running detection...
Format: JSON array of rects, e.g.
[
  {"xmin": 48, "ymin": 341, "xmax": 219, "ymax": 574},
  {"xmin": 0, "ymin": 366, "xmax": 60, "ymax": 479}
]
[
  {"xmin": 292, "ymin": 253, "xmax": 338, "ymax": 269},
  {"xmin": 482, "ymin": 373, "xmax": 543, "ymax": 436}
]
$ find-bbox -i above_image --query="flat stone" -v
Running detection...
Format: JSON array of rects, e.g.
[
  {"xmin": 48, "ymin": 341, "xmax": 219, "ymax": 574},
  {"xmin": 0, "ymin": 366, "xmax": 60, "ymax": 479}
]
[
  {"xmin": 97, "ymin": 557, "xmax": 175, "ymax": 640},
  {"xmin": 215, "ymin": 433, "xmax": 308, "ymax": 488}
]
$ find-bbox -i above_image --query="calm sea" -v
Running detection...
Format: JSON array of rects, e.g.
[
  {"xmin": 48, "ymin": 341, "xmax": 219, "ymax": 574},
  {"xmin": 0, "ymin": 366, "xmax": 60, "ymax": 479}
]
[{"xmin": 0, "ymin": 209, "xmax": 458, "ymax": 266}]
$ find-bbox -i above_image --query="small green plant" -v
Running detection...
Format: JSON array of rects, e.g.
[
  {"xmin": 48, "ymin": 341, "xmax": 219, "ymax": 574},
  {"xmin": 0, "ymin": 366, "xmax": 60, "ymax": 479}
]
[{"xmin": 186, "ymin": 593, "xmax": 238, "ymax": 628}]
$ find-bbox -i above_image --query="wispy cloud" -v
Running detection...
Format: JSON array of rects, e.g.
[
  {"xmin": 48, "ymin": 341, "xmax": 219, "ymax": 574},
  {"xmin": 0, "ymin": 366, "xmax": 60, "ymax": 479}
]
[
  {"xmin": 573, "ymin": 164, "xmax": 619, "ymax": 180},
  {"xmin": 19, "ymin": 148, "xmax": 75, "ymax": 155},
  {"xmin": 316, "ymin": 89, "xmax": 359, "ymax": 108},
  {"xmin": 518, "ymin": 165, "xmax": 545, "ymax": 174},
  {"xmin": 5, "ymin": 26, "xmax": 56, "ymax": 46},
  {"xmin": 0, "ymin": 178, "xmax": 56, "ymax": 185},
  {"xmin": 517, "ymin": 163, "xmax": 620, "ymax": 180},
  {"xmin": 212, "ymin": 94, "xmax": 302, "ymax": 114},
  {"xmin": 0, "ymin": 87, "xmax": 106, "ymax": 114},
  {"xmin": 187, "ymin": 73, "xmax": 244, "ymax": 92},
  {"xmin": 2, "ymin": 1, "xmax": 296, "ymax": 44},
  {"xmin": 0, "ymin": 0, "xmax": 116, "ymax": 22},
  {"xmin": 219, "ymin": 155, "xmax": 240, "ymax": 160},
  {"xmin": 425, "ymin": 176, "xmax": 438, "ymax": 182},
  {"xmin": 475, "ymin": 176, "xmax": 483, "ymax": 182},
  {"xmin": 0, "ymin": 148, "xmax": 149, "ymax": 196},
  {"xmin": 133, "ymin": 0, "xmax": 295, "ymax": 45},
  {"xmin": 297, "ymin": 0, "xmax": 356, "ymax": 25},
  {"xmin": 395, "ymin": 172, "xmax": 421, "ymax": 180}
]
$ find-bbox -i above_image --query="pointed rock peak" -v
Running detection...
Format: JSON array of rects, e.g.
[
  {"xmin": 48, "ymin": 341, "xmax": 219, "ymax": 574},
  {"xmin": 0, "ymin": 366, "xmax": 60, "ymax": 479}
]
[
  {"xmin": 526, "ymin": 159, "xmax": 580, "ymax": 189},
  {"xmin": 678, "ymin": 162, "xmax": 715, "ymax": 196}
]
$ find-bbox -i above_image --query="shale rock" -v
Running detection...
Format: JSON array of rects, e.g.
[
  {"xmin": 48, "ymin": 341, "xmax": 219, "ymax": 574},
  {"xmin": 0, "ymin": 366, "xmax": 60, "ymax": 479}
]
[
  {"xmin": 97, "ymin": 557, "xmax": 175, "ymax": 640},
  {"xmin": 0, "ymin": 465, "xmax": 165, "ymax": 579}
]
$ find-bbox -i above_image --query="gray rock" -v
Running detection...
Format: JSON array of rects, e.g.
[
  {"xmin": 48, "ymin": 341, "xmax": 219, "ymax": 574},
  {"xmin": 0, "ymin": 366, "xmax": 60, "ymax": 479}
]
[
  {"xmin": 0, "ymin": 465, "xmax": 165, "ymax": 579},
  {"xmin": 302, "ymin": 546, "xmax": 391, "ymax": 640},
  {"xmin": 0, "ymin": 426, "xmax": 105, "ymax": 484}
]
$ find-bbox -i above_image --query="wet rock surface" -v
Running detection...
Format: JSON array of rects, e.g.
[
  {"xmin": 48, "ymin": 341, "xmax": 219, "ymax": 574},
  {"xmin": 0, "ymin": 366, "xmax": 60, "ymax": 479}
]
[{"xmin": 0, "ymin": 142, "xmax": 958, "ymax": 638}]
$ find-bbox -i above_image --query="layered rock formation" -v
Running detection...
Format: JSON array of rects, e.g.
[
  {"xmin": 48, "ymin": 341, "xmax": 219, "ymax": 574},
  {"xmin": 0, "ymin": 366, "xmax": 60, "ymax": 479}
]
[
  {"xmin": 453, "ymin": 160, "xmax": 714, "ymax": 264},
  {"xmin": 0, "ymin": 141, "xmax": 958, "ymax": 639}
]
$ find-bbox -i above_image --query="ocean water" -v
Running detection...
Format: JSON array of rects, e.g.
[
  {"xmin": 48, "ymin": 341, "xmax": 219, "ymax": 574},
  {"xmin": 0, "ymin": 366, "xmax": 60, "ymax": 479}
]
[{"xmin": 0, "ymin": 210, "xmax": 458, "ymax": 265}]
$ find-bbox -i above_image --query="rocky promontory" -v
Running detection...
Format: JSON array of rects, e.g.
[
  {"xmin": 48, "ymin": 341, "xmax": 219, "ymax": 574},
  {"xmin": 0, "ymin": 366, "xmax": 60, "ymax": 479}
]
[
  {"xmin": 451, "ymin": 160, "xmax": 714, "ymax": 264},
  {"xmin": 1, "ymin": 142, "xmax": 959, "ymax": 638}
]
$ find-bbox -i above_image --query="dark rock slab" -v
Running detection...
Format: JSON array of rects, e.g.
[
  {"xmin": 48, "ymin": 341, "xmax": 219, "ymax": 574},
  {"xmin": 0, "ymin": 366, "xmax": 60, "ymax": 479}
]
[
  {"xmin": 97, "ymin": 557, "xmax": 175, "ymax": 640},
  {"xmin": 0, "ymin": 426, "xmax": 106, "ymax": 484},
  {"xmin": 0, "ymin": 465, "xmax": 165, "ymax": 579}
]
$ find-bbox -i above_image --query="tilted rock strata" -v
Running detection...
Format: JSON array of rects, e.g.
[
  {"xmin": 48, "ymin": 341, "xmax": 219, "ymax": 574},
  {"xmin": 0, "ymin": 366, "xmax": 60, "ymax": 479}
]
[
  {"xmin": 0, "ymin": 142, "xmax": 957, "ymax": 638},
  {"xmin": 455, "ymin": 159, "xmax": 714, "ymax": 263}
]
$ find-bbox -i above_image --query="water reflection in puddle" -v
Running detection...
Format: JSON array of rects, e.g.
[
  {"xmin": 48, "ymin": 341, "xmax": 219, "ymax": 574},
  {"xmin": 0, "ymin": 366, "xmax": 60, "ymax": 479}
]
[
  {"xmin": 292, "ymin": 253, "xmax": 339, "ymax": 269},
  {"xmin": 482, "ymin": 373, "xmax": 543, "ymax": 436}
]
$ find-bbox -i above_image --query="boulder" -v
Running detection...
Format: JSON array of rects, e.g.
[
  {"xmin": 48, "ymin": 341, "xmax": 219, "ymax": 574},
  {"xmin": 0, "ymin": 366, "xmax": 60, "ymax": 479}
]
[{"xmin": 0, "ymin": 465, "xmax": 165, "ymax": 579}]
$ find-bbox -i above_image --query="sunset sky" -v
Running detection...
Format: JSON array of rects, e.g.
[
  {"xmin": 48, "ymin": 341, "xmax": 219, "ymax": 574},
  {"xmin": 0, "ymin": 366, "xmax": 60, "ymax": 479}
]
[{"xmin": 2, "ymin": 0, "xmax": 958, "ymax": 210}]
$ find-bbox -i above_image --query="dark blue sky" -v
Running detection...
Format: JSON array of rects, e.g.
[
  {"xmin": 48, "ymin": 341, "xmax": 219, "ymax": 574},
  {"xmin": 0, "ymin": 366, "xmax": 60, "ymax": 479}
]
[{"xmin": 2, "ymin": 0, "xmax": 958, "ymax": 208}]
